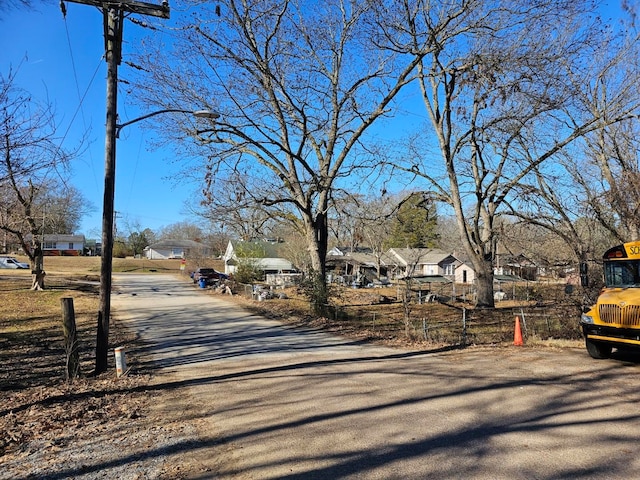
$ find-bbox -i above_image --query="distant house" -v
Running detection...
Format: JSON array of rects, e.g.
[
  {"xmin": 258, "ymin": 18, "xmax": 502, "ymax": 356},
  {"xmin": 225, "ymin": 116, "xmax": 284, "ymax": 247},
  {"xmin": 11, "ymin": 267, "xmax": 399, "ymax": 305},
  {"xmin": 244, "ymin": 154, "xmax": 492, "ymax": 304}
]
[
  {"xmin": 143, "ymin": 239, "xmax": 211, "ymax": 260},
  {"xmin": 384, "ymin": 248, "xmax": 454, "ymax": 278},
  {"xmin": 326, "ymin": 246, "xmax": 388, "ymax": 286},
  {"xmin": 453, "ymin": 257, "xmax": 476, "ymax": 284},
  {"xmin": 384, "ymin": 247, "xmax": 475, "ymax": 283},
  {"xmin": 37, "ymin": 234, "xmax": 86, "ymax": 256},
  {"xmin": 223, "ymin": 240, "xmax": 296, "ymax": 276},
  {"xmin": 496, "ymin": 253, "xmax": 538, "ymax": 281}
]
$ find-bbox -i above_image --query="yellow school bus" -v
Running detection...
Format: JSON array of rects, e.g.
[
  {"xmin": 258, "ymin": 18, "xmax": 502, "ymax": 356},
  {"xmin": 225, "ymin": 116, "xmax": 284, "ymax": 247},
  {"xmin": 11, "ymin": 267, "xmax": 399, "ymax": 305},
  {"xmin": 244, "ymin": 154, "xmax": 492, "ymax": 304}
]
[{"xmin": 581, "ymin": 241, "xmax": 640, "ymax": 358}]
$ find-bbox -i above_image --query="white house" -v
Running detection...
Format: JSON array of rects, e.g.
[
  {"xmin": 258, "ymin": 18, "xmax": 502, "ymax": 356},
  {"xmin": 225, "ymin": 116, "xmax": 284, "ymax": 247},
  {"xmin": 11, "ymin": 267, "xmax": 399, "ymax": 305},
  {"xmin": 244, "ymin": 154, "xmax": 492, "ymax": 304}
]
[
  {"xmin": 383, "ymin": 247, "xmax": 476, "ymax": 283},
  {"xmin": 223, "ymin": 240, "xmax": 296, "ymax": 276},
  {"xmin": 384, "ymin": 248, "xmax": 455, "ymax": 277},
  {"xmin": 143, "ymin": 239, "xmax": 211, "ymax": 260},
  {"xmin": 453, "ymin": 258, "xmax": 476, "ymax": 284},
  {"xmin": 32, "ymin": 234, "xmax": 86, "ymax": 256}
]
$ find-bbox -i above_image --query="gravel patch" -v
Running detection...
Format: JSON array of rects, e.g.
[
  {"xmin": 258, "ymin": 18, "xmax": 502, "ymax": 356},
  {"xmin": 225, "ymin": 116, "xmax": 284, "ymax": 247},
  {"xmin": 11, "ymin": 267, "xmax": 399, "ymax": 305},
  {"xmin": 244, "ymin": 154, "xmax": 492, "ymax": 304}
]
[{"xmin": 1, "ymin": 374, "xmax": 206, "ymax": 480}]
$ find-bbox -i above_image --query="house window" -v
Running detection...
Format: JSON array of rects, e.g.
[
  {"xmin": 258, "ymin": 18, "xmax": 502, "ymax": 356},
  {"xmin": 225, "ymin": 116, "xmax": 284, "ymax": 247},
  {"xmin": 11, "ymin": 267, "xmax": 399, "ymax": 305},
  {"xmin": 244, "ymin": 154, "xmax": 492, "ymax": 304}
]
[
  {"xmin": 44, "ymin": 241, "xmax": 56, "ymax": 249},
  {"xmin": 68, "ymin": 243, "xmax": 73, "ymax": 249},
  {"xmin": 444, "ymin": 263, "xmax": 455, "ymax": 275},
  {"xmin": 171, "ymin": 248, "xmax": 184, "ymax": 258}
]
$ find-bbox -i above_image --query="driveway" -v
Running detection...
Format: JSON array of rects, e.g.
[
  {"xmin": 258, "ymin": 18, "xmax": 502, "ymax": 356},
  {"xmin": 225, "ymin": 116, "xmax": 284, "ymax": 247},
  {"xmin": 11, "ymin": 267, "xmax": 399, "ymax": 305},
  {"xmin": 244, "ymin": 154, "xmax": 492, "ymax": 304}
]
[{"xmin": 112, "ymin": 274, "xmax": 640, "ymax": 479}]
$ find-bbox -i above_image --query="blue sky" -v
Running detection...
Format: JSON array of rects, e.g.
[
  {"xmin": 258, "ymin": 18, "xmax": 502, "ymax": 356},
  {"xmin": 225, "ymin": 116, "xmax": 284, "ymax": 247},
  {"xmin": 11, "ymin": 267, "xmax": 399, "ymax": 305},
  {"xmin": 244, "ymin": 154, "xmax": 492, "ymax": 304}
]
[
  {"xmin": 1, "ymin": 2, "xmax": 202, "ymax": 239},
  {"xmin": 0, "ymin": 1, "xmax": 430, "ymax": 241},
  {"xmin": 1, "ymin": 1, "xmax": 629, "ymax": 242}
]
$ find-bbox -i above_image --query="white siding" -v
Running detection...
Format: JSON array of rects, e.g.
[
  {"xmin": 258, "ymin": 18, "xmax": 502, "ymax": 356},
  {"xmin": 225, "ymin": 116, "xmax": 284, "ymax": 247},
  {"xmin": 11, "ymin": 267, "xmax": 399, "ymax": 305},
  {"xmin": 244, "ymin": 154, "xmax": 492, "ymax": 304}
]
[{"xmin": 454, "ymin": 264, "xmax": 476, "ymax": 284}]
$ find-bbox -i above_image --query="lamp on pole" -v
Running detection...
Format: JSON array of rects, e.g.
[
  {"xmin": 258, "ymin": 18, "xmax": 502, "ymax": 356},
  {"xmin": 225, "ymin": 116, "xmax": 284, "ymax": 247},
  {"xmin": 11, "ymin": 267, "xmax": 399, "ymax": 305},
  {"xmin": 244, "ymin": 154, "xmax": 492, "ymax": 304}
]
[
  {"xmin": 115, "ymin": 109, "xmax": 220, "ymax": 137},
  {"xmin": 95, "ymin": 108, "xmax": 218, "ymax": 374}
]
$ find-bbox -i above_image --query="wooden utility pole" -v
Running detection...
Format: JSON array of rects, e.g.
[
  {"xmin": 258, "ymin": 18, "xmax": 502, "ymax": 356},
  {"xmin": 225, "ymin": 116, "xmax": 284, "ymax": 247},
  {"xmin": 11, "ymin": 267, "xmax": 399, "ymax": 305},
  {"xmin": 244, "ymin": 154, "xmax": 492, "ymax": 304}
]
[{"xmin": 64, "ymin": 0, "xmax": 169, "ymax": 374}]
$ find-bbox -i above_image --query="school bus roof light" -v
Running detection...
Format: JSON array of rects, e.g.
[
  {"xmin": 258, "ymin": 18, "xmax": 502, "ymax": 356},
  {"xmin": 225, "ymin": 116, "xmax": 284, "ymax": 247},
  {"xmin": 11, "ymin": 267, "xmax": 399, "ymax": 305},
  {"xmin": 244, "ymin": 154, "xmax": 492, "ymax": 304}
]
[{"xmin": 604, "ymin": 246, "xmax": 627, "ymax": 259}]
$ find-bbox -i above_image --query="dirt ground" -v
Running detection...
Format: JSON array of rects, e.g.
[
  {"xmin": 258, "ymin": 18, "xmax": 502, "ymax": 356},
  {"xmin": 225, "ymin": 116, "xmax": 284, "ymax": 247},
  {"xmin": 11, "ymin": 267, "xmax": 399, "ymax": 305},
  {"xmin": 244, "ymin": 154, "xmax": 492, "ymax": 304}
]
[
  {"xmin": 0, "ymin": 258, "xmax": 385, "ymax": 478},
  {"xmin": 0, "ymin": 256, "xmax": 582, "ymax": 478},
  {"xmin": 0, "ymin": 258, "xmax": 202, "ymax": 478}
]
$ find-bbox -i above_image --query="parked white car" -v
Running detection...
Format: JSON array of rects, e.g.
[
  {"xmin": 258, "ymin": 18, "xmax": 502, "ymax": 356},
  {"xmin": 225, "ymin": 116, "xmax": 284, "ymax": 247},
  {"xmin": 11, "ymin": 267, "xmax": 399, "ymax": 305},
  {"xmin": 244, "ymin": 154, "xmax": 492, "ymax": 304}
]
[{"xmin": 0, "ymin": 256, "xmax": 29, "ymax": 269}]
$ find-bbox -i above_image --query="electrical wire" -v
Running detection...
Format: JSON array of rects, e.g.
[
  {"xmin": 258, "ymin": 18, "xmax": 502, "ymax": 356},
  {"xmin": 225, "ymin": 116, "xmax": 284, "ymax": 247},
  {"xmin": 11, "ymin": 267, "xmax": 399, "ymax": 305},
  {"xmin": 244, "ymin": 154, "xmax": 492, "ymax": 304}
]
[{"xmin": 62, "ymin": 7, "xmax": 105, "ymax": 194}]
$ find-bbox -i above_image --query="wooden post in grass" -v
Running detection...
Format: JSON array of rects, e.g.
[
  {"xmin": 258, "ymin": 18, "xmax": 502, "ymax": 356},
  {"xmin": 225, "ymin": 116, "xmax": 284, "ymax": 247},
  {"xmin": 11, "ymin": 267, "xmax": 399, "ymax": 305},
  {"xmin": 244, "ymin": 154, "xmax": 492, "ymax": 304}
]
[{"xmin": 61, "ymin": 297, "xmax": 80, "ymax": 380}]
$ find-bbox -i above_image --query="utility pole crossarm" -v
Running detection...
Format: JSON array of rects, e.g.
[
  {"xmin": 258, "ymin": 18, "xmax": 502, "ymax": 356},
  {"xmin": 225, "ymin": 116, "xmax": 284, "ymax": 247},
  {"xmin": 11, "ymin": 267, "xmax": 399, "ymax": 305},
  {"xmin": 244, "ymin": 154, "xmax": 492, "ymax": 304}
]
[{"xmin": 63, "ymin": 0, "xmax": 170, "ymax": 18}]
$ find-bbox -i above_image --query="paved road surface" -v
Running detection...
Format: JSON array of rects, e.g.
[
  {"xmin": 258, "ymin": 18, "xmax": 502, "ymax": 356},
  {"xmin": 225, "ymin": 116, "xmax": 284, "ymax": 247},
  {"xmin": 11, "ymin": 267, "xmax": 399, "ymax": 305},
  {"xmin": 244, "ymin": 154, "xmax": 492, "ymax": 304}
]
[{"xmin": 112, "ymin": 274, "xmax": 640, "ymax": 479}]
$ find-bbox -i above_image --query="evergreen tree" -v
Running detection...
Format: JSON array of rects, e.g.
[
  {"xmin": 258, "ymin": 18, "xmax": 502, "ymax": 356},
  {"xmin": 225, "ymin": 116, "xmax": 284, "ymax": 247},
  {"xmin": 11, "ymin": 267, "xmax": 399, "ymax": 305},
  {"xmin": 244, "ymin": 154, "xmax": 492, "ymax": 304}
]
[{"xmin": 386, "ymin": 193, "xmax": 438, "ymax": 249}]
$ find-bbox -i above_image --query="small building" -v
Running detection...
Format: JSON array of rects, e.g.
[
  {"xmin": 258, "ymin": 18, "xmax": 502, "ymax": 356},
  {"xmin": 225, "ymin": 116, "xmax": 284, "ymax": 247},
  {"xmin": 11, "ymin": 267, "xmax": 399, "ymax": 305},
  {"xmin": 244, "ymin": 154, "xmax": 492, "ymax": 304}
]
[
  {"xmin": 496, "ymin": 253, "xmax": 538, "ymax": 281},
  {"xmin": 326, "ymin": 247, "xmax": 388, "ymax": 286},
  {"xmin": 40, "ymin": 234, "xmax": 85, "ymax": 256},
  {"xmin": 384, "ymin": 248, "xmax": 456, "ymax": 279},
  {"xmin": 223, "ymin": 239, "xmax": 296, "ymax": 277},
  {"xmin": 454, "ymin": 258, "xmax": 476, "ymax": 284},
  {"xmin": 143, "ymin": 239, "xmax": 211, "ymax": 260}
]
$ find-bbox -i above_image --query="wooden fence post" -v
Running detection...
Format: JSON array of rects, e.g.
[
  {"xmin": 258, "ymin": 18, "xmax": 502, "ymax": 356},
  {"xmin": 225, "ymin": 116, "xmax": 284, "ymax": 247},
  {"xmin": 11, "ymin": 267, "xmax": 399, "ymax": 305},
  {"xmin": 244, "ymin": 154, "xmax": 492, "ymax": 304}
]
[{"xmin": 61, "ymin": 297, "xmax": 79, "ymax": 380}]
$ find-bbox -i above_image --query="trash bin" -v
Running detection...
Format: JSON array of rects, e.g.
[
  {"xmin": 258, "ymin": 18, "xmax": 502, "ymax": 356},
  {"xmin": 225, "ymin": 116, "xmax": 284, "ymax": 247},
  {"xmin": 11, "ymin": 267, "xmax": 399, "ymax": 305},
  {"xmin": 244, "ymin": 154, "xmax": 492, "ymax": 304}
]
[{"xmin": 199, "ymin": 278, "xmax": 207, "ymax": 288}]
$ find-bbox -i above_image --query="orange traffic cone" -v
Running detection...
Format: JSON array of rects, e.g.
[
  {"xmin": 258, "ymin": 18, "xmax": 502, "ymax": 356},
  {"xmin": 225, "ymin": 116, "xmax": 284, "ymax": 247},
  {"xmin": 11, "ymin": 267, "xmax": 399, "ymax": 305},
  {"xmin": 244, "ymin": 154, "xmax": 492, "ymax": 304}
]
[{"xmin": 513, "ymin": 316, "xmax": 524, "ymax": 346}]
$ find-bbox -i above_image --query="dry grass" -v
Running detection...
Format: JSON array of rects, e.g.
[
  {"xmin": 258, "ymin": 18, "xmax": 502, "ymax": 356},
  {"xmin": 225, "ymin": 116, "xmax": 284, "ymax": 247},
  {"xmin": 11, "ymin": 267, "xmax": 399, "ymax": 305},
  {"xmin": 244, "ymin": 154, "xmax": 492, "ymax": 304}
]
[
  {"xmin": 234, "ymin": 281, "xmax": 584, "ymax": 348},
  {"xmin": 0, "ymin": 256, "xmax": 166, "ymax": 459},
  {"xmin": 40, "ymin": 255, "xmax": 187, "ymax": 274},
  {"xmin": 0, "ymin": 264, "xmax": 101, "ymax": 389},
  {"xmin": 0, "ymin": 255, "xmax": 223, "ymax": 386}
]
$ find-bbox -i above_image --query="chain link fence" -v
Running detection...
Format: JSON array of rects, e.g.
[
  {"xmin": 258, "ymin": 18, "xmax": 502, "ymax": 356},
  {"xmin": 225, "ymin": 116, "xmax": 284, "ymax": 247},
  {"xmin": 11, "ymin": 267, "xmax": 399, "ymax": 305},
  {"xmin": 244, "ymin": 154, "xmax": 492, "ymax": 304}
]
[{"xmin": 236, "ymin": 278, "xmax": 587, "ymax": 347}]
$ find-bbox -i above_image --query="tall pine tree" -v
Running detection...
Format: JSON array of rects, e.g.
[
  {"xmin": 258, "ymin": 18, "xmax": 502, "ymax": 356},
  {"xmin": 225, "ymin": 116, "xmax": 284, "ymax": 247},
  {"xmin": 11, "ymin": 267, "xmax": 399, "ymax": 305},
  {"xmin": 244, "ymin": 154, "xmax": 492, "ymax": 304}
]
[{"xmin": 386, "ymin": 193, "xmax": 438, "ymax": 248}]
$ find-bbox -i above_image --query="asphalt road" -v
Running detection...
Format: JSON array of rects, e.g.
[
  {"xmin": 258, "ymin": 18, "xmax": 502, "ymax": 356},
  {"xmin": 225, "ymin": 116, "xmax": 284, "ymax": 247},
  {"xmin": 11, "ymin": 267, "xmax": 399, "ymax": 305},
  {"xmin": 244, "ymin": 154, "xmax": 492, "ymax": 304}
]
[{"xmin": 112, "ymin": 273, "xmax": 640, "ymax": 480}]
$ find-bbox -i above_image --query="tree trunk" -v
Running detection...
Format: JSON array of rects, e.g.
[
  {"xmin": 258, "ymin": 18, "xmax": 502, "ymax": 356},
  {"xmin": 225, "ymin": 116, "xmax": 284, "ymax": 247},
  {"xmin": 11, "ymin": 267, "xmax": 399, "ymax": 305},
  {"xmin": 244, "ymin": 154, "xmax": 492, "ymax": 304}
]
[
  {"xmin": 30, "ymin": 245, "xmax": 45, "ymax": 291},
  {"xmin": 474, "ymin": 257, "xmax": 495, "ymax": 308},
  {"xmin": 305, "ymin": 212, "xmax": 329, "ymax": 315}
]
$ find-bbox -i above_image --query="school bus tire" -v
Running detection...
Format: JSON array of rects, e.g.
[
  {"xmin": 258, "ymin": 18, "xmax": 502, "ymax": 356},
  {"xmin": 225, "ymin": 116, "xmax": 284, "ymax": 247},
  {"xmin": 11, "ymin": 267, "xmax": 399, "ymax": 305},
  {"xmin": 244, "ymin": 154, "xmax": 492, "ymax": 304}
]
[{"xmin": 585, "ymin": 338, "xmax": 612, "ymax": 359}]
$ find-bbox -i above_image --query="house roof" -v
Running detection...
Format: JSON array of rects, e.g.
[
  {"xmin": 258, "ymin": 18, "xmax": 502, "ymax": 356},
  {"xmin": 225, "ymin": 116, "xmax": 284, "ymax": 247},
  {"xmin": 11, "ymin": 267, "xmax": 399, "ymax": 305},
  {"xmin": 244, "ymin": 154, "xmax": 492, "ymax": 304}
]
[
  {"xmin": 386, "ymin": 248, "xmax": 453, "ymax": 266},
  {"xmin": 45, "ymin": 234, "xmax": 86, "ymax": 242},
  {"xmin": 327, "ymin": 251, "xmax": 379, "ymax": 268},
  {"xmin": 228, "ymin": 240, "xmax": 285, "ymax": 259},
  {"xmin": 26, "ymin": 234, "xmax": 85, "ymax": 243},
  {"xmin": 146, "ymin": 239, "xmax": 209, "ymax": 249},
  {"xmin": 501, "ymin": 254, "xmax": 538, "ymax": 267},
  {"xmin": 328, "ymin": 246, "xmax": 373, "ymax": 256},
  {"xmin": 409, "ymin": 274, "xmax": 452, "ymax": 284}
]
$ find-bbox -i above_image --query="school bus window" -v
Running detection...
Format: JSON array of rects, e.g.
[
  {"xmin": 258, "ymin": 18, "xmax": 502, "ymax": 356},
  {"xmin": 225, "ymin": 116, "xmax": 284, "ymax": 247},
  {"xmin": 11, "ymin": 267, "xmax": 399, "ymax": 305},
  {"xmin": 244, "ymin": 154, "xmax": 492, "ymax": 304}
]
[{"xmin": 604, "ymin": 261, "xmax": 640, "ymax": 287}]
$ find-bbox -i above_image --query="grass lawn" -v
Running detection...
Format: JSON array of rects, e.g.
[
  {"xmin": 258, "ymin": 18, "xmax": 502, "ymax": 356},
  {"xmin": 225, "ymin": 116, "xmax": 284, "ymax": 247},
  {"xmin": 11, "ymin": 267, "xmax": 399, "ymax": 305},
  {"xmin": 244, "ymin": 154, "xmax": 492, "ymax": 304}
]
[{"xmin": 0, "ymin": 255, "xmax": 200, "ymax": 459}]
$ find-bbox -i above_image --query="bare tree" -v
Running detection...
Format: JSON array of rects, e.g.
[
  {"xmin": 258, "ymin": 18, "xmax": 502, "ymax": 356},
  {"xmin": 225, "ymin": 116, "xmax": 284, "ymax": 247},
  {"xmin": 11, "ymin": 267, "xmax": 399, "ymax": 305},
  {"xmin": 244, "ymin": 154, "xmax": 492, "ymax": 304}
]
[
  {"xmin": 0, "ymin": 0, "xmax": 36, "ymax": 15},
  {"xmin": 331, "ymin": 193, "xmax": 390, "ymax": 249},
  {"xmin": 505, "ymin": 21, "xmax": 640, "ymax": 270},
  {"xmin": 388, "ymin": 0, "xmax": 639, "ymax": 307},
  {"xmin": 41, "ymin": 184, "xmax": 92, "ymax": 234},
  {"xmin": 576, "ymin": 121, "xmax": 640, "ymax": 243},
  {"xmin": 131, "ymin": 0, "xmax": 429, "ymax": 313},
  {"xmin": 0, "ymin": 70, "xmax": 78, "ymax": 289},
  {"xmin": 435, "ymin": 216, "xmax": 465, "ymax": 254},
  {"xmin": 332, "ymin": 192, "xmax": 397, "ymax": 278},
  {"xmin": 156, "ymin": 221, "xmax": 205, "ymax": 242},
  {"xmin": 194, "ymin": 171, "xmax": 281, "ymax": 242}
]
